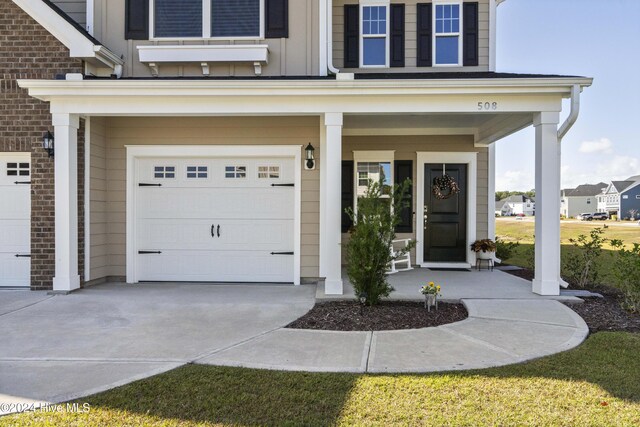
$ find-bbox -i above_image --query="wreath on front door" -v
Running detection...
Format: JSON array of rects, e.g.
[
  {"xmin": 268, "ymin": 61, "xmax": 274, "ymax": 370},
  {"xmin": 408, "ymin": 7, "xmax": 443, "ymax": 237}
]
[{"xmin": 432, "ymin": 174, "xmax": 460, "ymax": 200}]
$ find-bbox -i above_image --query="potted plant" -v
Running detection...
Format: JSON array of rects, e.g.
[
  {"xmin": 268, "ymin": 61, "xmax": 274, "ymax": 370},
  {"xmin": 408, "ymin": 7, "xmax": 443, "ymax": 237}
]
[
  {"xmin": 470, "ymin": 239, "xmax": 497, "ymax": 260},
  {"xmin": 420, "ymin": 281, "xmax": 441, "ymax": 312}
]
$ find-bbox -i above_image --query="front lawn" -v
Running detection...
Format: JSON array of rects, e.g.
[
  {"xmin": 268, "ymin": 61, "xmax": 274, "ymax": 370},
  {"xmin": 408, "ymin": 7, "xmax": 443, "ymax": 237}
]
[{"xmin": 3, "ymin": 332, "xmax": 640, "ymax": 426}]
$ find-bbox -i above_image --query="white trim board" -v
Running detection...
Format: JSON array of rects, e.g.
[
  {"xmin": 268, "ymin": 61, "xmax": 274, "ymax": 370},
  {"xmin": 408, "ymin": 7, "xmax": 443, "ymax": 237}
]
[
  {"xmin": 416, "ymin": 151, "xmax": 477, "ymax": 268},
  {"xmin": 125, "ymin": 145, "xmax": 302, "ymax": 285}
]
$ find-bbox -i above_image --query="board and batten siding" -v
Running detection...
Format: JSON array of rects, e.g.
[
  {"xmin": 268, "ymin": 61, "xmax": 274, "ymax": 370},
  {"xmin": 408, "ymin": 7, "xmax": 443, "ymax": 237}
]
[
  {"xmin": 91, "ymin": 0, "xmax": 321, "ymax": 78},
  {"xmin": 341, "ymin": 135, "xmax": 488, "ymax": 264},
  {"xmin": 333, "ymin": 0, "xmax": 490, "ymax": 72},
  {"xmin": 89, "ymin": 116, "xmax": 321, "ymax": 281},
  {"xmin": 52, "ymin": 0, "xmax": 87, "ymax": 28}
]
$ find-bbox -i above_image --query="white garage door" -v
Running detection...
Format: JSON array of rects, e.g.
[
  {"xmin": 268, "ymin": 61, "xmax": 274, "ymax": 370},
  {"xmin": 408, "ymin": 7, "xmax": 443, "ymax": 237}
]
[
  {"xmin": 135, "ymin": 157, "xmax": 295, "ymax": 283},
  {"xmin": 0, "ymin": 154, "xmax": 31, "ymax": 288}
]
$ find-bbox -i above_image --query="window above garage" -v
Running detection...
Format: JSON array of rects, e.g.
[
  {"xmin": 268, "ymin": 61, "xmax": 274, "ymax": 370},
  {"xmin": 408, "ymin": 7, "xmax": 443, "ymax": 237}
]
[{"xmin": 153, "ymin": 0, "xmax": 263, "ymax": 39}]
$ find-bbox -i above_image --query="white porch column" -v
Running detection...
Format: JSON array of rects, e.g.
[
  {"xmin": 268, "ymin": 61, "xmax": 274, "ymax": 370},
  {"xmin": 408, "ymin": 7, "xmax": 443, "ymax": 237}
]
[
  {"xmin": 321, "ymin": 112, "xmax": 343, "ymax": 294},
  {"xmin": 487, "ymin": 143, "xmax": 496, "ymax": 241},
  {"xmin": 533, "ymin": 112, "xmax": 561, "ymax": 296},
  {"xmin": 52, "ymin": 113, "xmax": 81, "ymax": 292}
]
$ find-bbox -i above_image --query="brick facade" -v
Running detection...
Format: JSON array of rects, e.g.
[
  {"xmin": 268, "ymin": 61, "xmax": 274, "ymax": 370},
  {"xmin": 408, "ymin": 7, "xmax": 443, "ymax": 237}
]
[{"xmin": 1, "ymin": 1, "xmax": 85, "ymax": 290}]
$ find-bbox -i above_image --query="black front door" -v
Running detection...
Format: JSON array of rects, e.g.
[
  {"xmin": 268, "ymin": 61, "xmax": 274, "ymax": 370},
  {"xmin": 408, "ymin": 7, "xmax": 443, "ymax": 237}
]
[{"xmin": 423, "ymin": 164, "xmax": 467, "ymax": 262}]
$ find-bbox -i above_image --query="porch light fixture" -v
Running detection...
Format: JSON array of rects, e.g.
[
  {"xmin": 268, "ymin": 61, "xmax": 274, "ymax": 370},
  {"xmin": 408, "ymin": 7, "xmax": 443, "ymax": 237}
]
[
  {"xmin": 42, "ymin": 131, "xmax": 54, "ymax": 158},
  {"xmin": 304, "ymin": 143, "xmax": 315, "ymax": 170}
]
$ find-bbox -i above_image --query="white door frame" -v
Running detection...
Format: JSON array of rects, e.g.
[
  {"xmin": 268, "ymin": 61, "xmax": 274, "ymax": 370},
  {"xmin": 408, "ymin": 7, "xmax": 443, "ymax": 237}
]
[
  {"xmin": 126, "ymin": 145, "xmax": 302, "ymax": 285},
  {"xmin": 416, "ymin": 151, "xmax": 477, "ymax": 268}
]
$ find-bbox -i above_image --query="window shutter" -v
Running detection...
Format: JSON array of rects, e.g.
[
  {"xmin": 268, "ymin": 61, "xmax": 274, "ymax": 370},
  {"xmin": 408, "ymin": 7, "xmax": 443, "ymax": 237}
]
[
  {"xmin": 463, "ymin": 2, "xmax": 479, "ymax": 66},
  {"xmin": 416, "ymin": 3, "xmax": 432, "ymax": 67},
  {"xmin": 344, "ymin": 5, "xmax": 360, "ymax": 68},
  {"xmin": 395, "ymin": 160, "xmax": 413, "ymax": 233},
  {"xmin": 125, "ymin": 0, "xmax": 149, "ymax": 40},
  {"xmin": 341, "ymin": 161, "xmax": 354, "ymax": 233},
  {"xmin": 265, "ymin": 0, "xmax": 289, "ymax": 38},
  {"xmin": 390, "ymin": 4, "xmax": 405, "ymax": 67}
]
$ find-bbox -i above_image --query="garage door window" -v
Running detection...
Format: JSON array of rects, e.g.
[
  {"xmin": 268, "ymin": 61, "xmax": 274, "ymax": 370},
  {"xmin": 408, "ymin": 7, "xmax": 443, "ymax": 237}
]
[
  {"xmin": 225, "ymin": 166, "xmax": 247, "ymax": 178},
  {"xmin": 258, "ymin": 165, "xmax": 280, "ymax": 179},
  {"xmin": 154, "ymin": 166, "xmax": 176, "ymax": 178},
  {"xmin": 7, "ymin": 162, "xmax": 30, "ymax": 176},
  {"xmin": 187, "ymin": 166, "xmax": 208, "ymax": 179}
]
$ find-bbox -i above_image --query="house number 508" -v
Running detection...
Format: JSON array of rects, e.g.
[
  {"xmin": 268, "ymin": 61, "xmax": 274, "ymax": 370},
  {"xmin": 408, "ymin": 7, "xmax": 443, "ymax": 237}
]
[{"xmin": 478, "ymin": 102, "xmax": 498, "ymax": 111}]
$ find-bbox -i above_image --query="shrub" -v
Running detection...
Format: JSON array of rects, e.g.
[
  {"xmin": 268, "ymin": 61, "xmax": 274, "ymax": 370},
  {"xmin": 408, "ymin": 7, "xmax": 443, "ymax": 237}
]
[
  {"xmin": 495, "ymin": 236, "xmax": 520, "ymax": 261},
  {"xmin": 562, "ymin": 226, "xmax": 608, "ymax": 288},
  {"xmin": 344, "ymin": 178, "xmax": 415, "ymax": 306},
  {"xmin": 609, "ymin": 239, "xmax": 640, "ymax": 313}
]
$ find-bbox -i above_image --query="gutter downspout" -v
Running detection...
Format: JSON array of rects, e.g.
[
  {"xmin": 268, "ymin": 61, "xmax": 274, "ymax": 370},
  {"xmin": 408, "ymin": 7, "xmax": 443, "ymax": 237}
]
[
  {"xmin": 556, "ymin": 83, "xmax": 581, "ymax": 289},
  {"xmin": 558, "ymin": 84, "xmax": 581, "ymax": 141},
  {"xmin": 326, "ymin": 0, "xmax": 340, "ymax": 75}
]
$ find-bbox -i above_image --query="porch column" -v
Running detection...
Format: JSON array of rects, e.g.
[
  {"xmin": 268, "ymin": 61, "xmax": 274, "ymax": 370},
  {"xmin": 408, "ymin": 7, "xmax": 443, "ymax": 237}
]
[
  {"xmin": 321, "ymin": 112, "xmax": 343, "ymax": 294},
  {"xmin": 52, "ymin": 113, "xmax": 81, "ymax": 292},
  {"xmin": 533, "ymin": 112, "xmax": 561, "ymax": 296}
]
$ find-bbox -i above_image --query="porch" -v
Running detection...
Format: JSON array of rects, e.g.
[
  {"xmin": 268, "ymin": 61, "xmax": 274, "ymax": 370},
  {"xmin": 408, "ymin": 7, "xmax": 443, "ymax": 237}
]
[
  {"xmin": 317, "ymin": 267, "xmax": 582, "ymax": 301},
  {"xmin": 17, "ymin": 74, "xmax": 592, "ymax": 296}
]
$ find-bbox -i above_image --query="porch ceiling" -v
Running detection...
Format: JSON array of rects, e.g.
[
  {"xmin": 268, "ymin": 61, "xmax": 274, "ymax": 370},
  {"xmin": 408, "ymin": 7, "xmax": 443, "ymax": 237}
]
[{"xmin": 343, "ymin": 112, "xmax": 533, "ymax": 146}]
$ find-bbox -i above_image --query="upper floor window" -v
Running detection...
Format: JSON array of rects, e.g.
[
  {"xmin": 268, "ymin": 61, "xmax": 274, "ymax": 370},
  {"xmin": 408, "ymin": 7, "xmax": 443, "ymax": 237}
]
[
  {"xmin": 360, "ymin": 1, "xmax": 389, "ymax": 67},
  {"xmin": 434, "ymin": 2, "xmax": 461, "ymax": 66},
  {"xmin": 153, "ymin": 0, "xmax": 263, "ymax": 39}
]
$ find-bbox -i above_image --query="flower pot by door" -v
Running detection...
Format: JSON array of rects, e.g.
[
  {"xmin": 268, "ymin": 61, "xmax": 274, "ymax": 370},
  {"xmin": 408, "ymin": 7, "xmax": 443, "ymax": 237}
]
[{"xmin": 477, "ymin": 250, "xmax": 493, "ymax": 260}]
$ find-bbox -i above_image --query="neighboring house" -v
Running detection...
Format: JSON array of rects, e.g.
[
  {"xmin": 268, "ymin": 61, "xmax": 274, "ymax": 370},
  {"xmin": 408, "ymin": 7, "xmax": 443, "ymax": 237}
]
[
  {"xmin": 1, "ymin": 0, "xmax": 592, "ymax": 297},
  {"xmin": 560, "ymin": 183, "xmax": 607, "ymax": 218},
  {"xmin": 596, "ymin": 175, "xmax": 640, "ymax": 219},
  {"xmin": 495, "ymin": 199, "xmax": 509, "ymax": 216},
  {"xmin": 497, "ymin": 195, "xmax": 535, "ymax": 216}
]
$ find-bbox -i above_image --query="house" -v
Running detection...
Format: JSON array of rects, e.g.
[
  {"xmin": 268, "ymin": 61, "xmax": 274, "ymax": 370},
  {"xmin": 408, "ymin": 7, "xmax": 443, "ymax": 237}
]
[
  {"xmin": 596, "ymin": 176, "xmax": 640, "ymax": 220},
  {"xmin": 0, "ymin": 0, "xmax": 592, "ymax": 296},
  {"xmin": 496, "ymin": 194, "xmax": 535, "ymax": 216},
  {"xmin": 560, "ymin": 183, "xmax": 607, "ymax": 218}
]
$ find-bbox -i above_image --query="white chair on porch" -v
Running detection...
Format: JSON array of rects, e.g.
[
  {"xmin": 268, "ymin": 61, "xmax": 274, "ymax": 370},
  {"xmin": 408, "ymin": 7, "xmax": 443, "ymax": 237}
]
[{"xmin": 388, "ymin": 239, "xmax": 413, "ymax": 274}]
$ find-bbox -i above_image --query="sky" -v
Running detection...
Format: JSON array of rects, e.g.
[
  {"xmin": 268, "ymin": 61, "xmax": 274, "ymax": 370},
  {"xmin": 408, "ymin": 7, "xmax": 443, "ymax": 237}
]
[{"xmin": 495, "ymin": 0, "xmax": 640, "ymax": 191}]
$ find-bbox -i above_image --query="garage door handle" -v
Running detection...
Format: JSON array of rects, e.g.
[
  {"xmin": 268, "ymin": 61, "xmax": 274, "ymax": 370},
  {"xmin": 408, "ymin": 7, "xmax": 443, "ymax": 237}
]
[
  {"xmin": 217, "ymin": 225, "xmax": 220, "ymax": 238},
  {"xmin": 14, "ymin": 254, "xmax": 31, "ymax": 258},
  {"xmin": 270, "ymin": 252, "xmax": 294, "ymax": 255},
  {"xmin": 138, "ymin": 251, "xmax": 162, "ymax": 254},
  {"xmin": 14, "ymin": 181, "xmax": 31, "ymax": 185},
  {"xmin": 211, "ymin": 224, "xmax": 215, "ymax": 238},
  {"xmin": 139, "ymin": 183, "xmax": 162, "ymax": 187},
  {"xmin": 271, "ymin": 183, "xmax": 295, "ymax": 187}
]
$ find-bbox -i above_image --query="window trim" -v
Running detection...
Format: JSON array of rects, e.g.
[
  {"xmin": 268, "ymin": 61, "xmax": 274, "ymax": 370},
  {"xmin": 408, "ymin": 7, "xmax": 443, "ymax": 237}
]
[
  {"xmin": 432, "ymin": 0, "xmax": 463, "ymax": 67},
  {"xmin": 150, "ymin": 0, "xmax": 265, "ymax": 41},
  {"xmin": 359, "ymin": 0, "xmax": 390, "ymax": 68},
  {"xmin": 353, "ymin": 150, "xmax": 395, "ymax": 213}
]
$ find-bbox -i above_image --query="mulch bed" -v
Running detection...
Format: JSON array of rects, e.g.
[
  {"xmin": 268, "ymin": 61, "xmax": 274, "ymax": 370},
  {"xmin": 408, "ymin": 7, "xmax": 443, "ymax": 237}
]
[
  {"xmin": 501, "ymin": 265, "xmax": 640, "ymax": 334},
  {"xmin": 286, "ymin": 300, "xmax": 468, "ymax": 331},
  {"xmin": 564, "ymin": 289, "xmax": 640, "ymax": 334}
]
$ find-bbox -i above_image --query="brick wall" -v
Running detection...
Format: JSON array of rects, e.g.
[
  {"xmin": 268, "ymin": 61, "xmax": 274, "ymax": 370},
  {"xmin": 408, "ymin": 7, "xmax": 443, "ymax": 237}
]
[{"xmin": 0, "ymin": 1, "xmax": 84, "ymax": 290}]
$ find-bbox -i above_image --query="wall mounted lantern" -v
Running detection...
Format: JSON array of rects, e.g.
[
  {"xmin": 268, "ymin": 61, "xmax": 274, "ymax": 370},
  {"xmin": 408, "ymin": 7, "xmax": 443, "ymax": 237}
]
[
  {"xmin": 42, "ymin": 131, "xmax": 54, "ymax": 158},
  {"xmin": 304, "ymin": 143, "xmax": 315, "ymax": 170}
]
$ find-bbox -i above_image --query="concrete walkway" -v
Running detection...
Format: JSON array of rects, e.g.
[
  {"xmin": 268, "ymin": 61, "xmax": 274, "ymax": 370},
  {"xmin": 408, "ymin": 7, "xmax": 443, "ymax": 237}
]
[
  {"xmin": 0, "ymin": 282, "xmax": 588, "ymax": 414},
  {"xmin": 197, "ymin": 299, "xmax": 588, "ymax": 373}
]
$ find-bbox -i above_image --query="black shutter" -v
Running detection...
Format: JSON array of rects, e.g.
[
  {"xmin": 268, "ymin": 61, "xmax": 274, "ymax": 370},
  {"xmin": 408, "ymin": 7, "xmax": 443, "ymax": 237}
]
[
  {"xmin": 395, "ymin": 160, "xmax": 413, "ymax": 233},
  {"xmin": 341, "ymin": 161, "xmax": 354, "ymax": 233},
  {"xmin": 265, "ymin": 0, "xmax": 289, "ymax": 38},
  {"xmin": 463, "ymin": 2, "xmax": 479, "ymax": 66},
  {"xmin": 416, "ymin": 3, "xmax": 432, "ymax": 67},
  {"xmin": 344, "ymin": 5, "xmax": 359, "ymax": 68},
  {"xmin": 125, "ymin": 0, "xmax": 149, "ymax": 40},
  {"xmin": 390, "ymin": 4, "xmax": 405, "ymax": 67}
]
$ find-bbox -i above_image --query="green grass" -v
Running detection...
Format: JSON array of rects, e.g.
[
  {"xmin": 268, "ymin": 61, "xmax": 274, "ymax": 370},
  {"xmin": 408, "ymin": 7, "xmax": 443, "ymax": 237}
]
[
  {"xmin": 3, "ymin": 332, "xmax": 640, "ymax": 426},
  {"xmin": 496, "ymin": 218, "xmax": 640, "ymax": 249}
]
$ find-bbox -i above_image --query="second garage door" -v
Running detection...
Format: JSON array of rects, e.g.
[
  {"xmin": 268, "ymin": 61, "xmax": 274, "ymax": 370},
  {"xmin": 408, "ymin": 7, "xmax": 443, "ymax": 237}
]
[{"xmin": 135, "ymin": 157, "xmax": 295, "ymax": 283}]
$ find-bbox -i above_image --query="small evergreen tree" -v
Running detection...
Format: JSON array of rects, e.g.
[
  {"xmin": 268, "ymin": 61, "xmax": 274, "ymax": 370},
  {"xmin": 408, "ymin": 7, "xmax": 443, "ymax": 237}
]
[{"xmin": 344, "ymin": 178, "xmax": 415, "ymax": 306}]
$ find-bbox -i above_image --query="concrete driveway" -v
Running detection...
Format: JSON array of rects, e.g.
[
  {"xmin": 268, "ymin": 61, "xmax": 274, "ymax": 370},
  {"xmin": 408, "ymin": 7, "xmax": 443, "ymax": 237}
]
[{"xmin": 0, "ymin": 283, "xmax": 315, "ymax": 412}]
